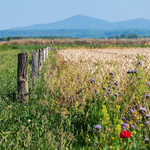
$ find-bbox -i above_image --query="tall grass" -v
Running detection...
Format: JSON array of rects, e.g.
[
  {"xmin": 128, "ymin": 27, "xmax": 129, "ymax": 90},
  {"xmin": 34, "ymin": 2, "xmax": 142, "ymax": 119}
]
[{"xmin": 0, "ymin": 45, "xmax": 150, "ymax": 149}]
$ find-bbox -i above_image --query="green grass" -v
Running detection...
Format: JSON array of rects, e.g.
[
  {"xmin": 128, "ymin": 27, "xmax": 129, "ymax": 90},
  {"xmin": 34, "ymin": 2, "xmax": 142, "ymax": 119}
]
[
  {"xmin": 0, "ymin": 45, "xmax": 150, "ymax": 149},
  {"xmin": 53, "ymin": 44, "xmax": 150, "ymax": 50}
]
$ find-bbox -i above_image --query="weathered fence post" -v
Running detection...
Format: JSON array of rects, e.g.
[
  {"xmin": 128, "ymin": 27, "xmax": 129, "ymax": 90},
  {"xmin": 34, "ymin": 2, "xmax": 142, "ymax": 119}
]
[
  {"xmin": 17, "ymin": 53, "xmax": 29, "ymax": 102},
  {"xmin": 42, "ymin": 48, "xmax": 45, "ymax": 62},
  {"xmin": 46, "ymin": 47, "xmax": 48, "ymax": 58},
  {"xmin": 39, "ymin": 49, "xmax": 42, "ymax": 70},
  {"xmin": 32, "ymin": 51, "xmax": 39, "ymax": 79}
]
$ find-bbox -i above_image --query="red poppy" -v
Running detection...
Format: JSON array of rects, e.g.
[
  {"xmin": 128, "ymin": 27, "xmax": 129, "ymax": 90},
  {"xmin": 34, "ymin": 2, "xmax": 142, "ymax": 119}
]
[{"xmin": 120, "ymin": 131, "xmax": 131, "ymax": 138}]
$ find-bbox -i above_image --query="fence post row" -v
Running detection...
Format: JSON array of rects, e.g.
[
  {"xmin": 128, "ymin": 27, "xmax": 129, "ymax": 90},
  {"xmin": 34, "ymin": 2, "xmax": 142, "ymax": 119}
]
[
  {"xmin": 17, "ymin": 47, "xmax": 52, "ymax": 102},
  {"xmin": 38, "ymin": 49, "xmax": 43, "ymax": 70},
  {"xmin": 17, "ymin": 53, "xmax": 29, "ymax": 102},
  {"xmin": 32, "ymin": 51, "xmax": 39, "ymax": 79}
]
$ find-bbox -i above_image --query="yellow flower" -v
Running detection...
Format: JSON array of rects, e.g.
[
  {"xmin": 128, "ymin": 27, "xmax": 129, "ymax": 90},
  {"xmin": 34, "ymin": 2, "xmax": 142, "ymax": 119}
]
[
  {"xmin": 105, "ymin": 114, "xmax": 109, "ymax": 117},
  {"xmin": 115, "ymin": 124, "xmax": 121, "ymax": 131},
  {"xmin": 135, "ymin": 111, "xmax": 138, "ymax": 115},
  {"xmin": 131, "ymin": 131, "xmax": 136, "ymax": 136},
  {"xmin": 116, "ymin": 105, "xmax": 120, "ymax": 109},
  {"xmin": 130, "ymin": 120, "xmax": 133, "ymax": 125},
  {"xmin": 102, "ymin": 122, "xmax": 107, "ymax": 125},
  {"xmin": 106, "ymin": 117, "xmax": 110, "ymax": 120},
  {"xmin": 102, "ymin": 109, "xmax": 107, "ymax": 113},
  {"xmin": 103, "ymin": 105, "xmax": 106, "ymax": 108},
  {"xmin": 116, "ymin": 124, "xmax": 121, "ymax": 128},
  {"xmin": 111, "ymin": 137, "xmax": 115, "ymax": 140},
  {"xmin": 140, "ymin": 124, "xmax": 145, "ymax": 127},
  {"xmin": 119, "ymin": 120, "xmax": 123, "ymax": 124}
]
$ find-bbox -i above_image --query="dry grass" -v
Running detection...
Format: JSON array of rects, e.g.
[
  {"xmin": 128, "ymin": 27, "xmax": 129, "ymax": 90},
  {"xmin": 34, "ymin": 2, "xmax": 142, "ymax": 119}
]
[
  {"xmin": 57, "ymin": 48, "xmax": 150, "ymax": 83},
  {"xmin": 1, "ymin": 38, "xmax": 150, "ymax": 45}
]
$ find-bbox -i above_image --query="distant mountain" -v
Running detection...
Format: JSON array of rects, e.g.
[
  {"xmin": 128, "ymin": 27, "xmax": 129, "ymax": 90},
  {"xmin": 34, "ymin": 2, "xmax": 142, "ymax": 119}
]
[
  {"xmin": 1, "ymin": 15, "xmax": 150, "ymax": 38},
  {"xmin": 11, "ymin": 15, "xmax": 150, "ymax": 30}
]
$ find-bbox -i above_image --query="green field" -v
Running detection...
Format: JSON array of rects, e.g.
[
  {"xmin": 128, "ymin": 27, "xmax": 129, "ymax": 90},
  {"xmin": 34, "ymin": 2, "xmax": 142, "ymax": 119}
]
[{"xmin": 0, "ymin": 44, "xmax": 150, "ymax": 149}]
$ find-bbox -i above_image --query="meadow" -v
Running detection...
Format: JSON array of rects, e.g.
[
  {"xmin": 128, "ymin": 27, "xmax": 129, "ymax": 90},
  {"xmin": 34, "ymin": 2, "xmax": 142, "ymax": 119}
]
[{"xmin": 0, "ymin": 44, "xmax": 150, "ymax": 149}]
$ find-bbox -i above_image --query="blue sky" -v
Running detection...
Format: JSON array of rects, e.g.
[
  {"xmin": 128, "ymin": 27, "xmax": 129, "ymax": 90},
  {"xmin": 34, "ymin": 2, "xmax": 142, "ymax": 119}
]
[{"xmin": 0, "ymin": 0, "xmax": 150, "ymax": 30}]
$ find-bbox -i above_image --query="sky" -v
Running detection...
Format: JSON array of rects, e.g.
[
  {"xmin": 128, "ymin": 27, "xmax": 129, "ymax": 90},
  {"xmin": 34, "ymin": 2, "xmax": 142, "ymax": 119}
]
[{"xmin": 0, "ymin": 0, "xmax": 150, "ymax": 30}]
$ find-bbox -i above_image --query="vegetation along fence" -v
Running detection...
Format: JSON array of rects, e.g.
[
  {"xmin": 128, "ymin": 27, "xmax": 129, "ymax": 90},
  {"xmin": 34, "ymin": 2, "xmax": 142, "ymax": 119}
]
[{"xmin": 17, "ymin": 46, "xmax": 54, "ymax": 103}]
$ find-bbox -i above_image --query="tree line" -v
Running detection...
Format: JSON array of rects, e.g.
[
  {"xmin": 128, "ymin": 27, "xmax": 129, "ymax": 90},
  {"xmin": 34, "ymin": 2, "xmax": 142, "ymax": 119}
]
[
  {"xmin": 108, "ymin": 34, "xmax": 150, "ymax": 39},
  {"xmin": 0, "ymin": 34, "xmax": 150, "ymax": 41}
]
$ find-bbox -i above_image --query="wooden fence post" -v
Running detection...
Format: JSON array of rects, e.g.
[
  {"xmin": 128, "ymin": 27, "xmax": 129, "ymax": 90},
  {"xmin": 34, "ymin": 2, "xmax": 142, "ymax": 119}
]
[
  {"xmin": 17, "ymin": 53, "xmax": 29, "ymax": 102},
  {"xmin": 42, "ymin": 49, "xmax": 45, "ymax": 62},
  {"xmin": 32, "ymin": 51, "xmax": 39, "ymax": 79},
  {"xmin": 39, "ymin": 49, "xmax": 42, "ymax": 70},
  {"xmin": 46, "ymin": 47, "xmax": 48, "ymax": 58}
]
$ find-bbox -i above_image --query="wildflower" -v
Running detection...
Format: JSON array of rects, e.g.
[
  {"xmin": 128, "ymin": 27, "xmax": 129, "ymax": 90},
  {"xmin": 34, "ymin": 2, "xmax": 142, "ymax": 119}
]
[
  {"xmin": 121, "ymin": 122, "xmax": 127, "ymax": 127},
  {"xmin": 113, "ymin": 81, "xmax": 118, "ymax": 86},
  {"xmin": 140, "ymin": 124, "xmax": 145, "ymax": 127},
  {"xmin": 131, "ymin": 125, "xmax": 135, "ymax": 129},
  {"xmin": 102, "ymin": 105, "xmax": 106, "ymax": 108},
  {"xmin": 28, "ymin": 119, "xmax": 31, "ymax": 122},
  {"xmin": 146, "ymin": 94, "xmax": 150, "ymax": 99},
  {"xmin": 127, "ymin": 70, "xmax": 132, "ymax": 74},
  {"xmin": 119, "ymin": 120, "xmax": 123, "ymax": 124},
  {"xmin": 106, "ymin": 117, "xmax": 110, "ymax": 120},
  {"xmin": 116, "ymin": 125, "xmax": 121, "ymax": 132},
  {"xmin": 139, "ymin": 107, "xmax": 146, "ymax": 114},
  {"xmin": 130, "ymin": 82, "xmax": 134, "ymax": 85},
  {"xmin": 122, "ymin": 117, "xmax": 126, "ymax": 121},
  {"xmin": 111, "ymin": 137, "xmax": 115, "ymax": 140},
  {"xmin": 109, "ymin": 72, "xmax": 114, "ymax": 75},
  {"xmin": 144, "ymin": 138, "xmax": 149, "ymax": 143},
  {"xmin": 103, "ymin": 86, "xmax": 107, "ymax": 90},
  {"xmin": 120, "ymin": 131, "xmax": 131, "ymax": 138},
  {"xmin": 135, "ymin": 104, "xmax": 139, "ymax": 110},
  {"xmin": 148, "ymin": 82, "xmax": 150, "ymax": 86},
  {"xmin": 146, "ymin": 114, "xmax": 150, "ymax": 119},
  {"xmin": 108, "ymin": 88, "xmax": 111, "ymax": 91},
  {"xmin": 127, "ymin": 70, "xmax": 136, "ymax": 74},
  {"xmin": 106, "ymin": 91, "xmax": 110, "ymax": 95},
  {"xmin": 91, "ymin": 78, "xmax": 96, "ymax": 83},
  {"xmin": 93, "ymin": 125, "xmax": 102, "ymax": 131},
  {"xmin": 102, "ymin": 109, "xmax": 107, "ymax": 113},
  {"xmin": 116, "ymin": 105, "xmax": 120, "ymax": 109},
  {"xmin": 130, "ymin": 109, "xmax": 134, "ymax": 114},
  {"xmin": 131, "ymin": 70, "xmax": 136, "ymax": 73},
  {"xmin": 136, "ymin": 61, "xmax": 142, "ymax": 66},
  {"xmin": 114, "ymin": 93, "xmax": 119, "ymax": 97},
  {"xmin": 121, "ymin": 122, "xmax": 127, "ymax": 131},
  {"xmin": 131, "ymin": 131, "xmax": 136, "ymax": 135},
  {"xmin": 145, "ymin": 121, "xmax": 150, "ymax": 126},
  {"xmin": 121, "ymin": 126, "xmax": 126, "ymax": 131}
]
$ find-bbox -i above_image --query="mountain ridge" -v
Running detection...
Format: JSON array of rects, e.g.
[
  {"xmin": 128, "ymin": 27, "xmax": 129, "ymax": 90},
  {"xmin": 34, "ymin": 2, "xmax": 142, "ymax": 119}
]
[{"xmin": 10, "ymin": 15, "xmax": 150, "ymax": 31}]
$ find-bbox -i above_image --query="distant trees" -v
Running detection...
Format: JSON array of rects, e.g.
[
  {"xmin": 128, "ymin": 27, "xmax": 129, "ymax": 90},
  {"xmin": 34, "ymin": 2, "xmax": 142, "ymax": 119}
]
[
  {"xmin": 120, "ymin": 34, "xmax": 127, "ymax": 38},
  {"xmin": 127, "ymin": 34, "xmax": 139, "ymax": 39},
  {"xmin": 108, "ymin": 33, "xmax": 143, "ymax": 39},
  {"xmin": 108, "ymin": 35, "xmax": 120, "ymax": 39}
]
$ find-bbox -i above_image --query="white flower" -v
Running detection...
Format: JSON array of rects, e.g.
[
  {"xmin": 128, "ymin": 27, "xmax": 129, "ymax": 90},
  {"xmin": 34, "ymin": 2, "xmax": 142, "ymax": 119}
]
[{"xmin": 28, "ymin": 119, "xmax": 31, "ymax": 122}]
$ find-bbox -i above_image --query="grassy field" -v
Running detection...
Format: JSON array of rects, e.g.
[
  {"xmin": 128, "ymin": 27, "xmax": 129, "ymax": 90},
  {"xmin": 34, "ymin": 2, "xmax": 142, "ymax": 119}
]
[{"xmin": 1, "ymin": 44, "xmax": 150, "ymax": 149}]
